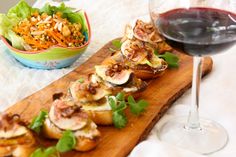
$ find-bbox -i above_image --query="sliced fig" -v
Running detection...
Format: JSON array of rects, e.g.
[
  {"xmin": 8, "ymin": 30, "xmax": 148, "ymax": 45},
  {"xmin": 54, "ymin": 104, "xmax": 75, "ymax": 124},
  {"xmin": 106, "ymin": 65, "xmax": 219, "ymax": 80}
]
[
  {"xmin": 122, "ymin": 19, "xmax": 162, "ymax": 44},
  {"xmin": 95, "ymin": 65, "xmax": 132, "ymax": 86},
  {"xmin": 121, "ymin": 40, "xmax": 148, "ymax": 62},
  {"xmin": 69, "ymin": 79, "xmax": 111, "ymax": 103},
  {"xmin": 0, "ymin": 114, "xmax": 27, "ymax": 139},
  {"xmin": 0, "ymin": 126, "xmax": 27, "ymax": 139},
  {"xmin": 49, "ymin": 99, "xmax": 88, "ymax": 131},
  {"xmin": 0, "ymin": 131, "xmax": 35, "ymax": 147},
  {"xmin": 133, "ymin": 20, "xmax": 163, "ymax": 43},
  {"xmin": 121, "ymin": 39, "xmax": 158, "ymax": 65}
]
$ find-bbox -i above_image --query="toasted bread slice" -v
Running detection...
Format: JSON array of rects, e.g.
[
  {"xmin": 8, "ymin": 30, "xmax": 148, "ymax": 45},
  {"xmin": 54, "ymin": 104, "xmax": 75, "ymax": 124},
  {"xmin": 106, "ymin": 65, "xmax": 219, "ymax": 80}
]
[
  {"xmin": 94, "ymin": 63, "xmax": 147, "ymax": 95},
  {"xmin": 0, "ymin": 114, "xmax": 37, "ymax": 157},
  {"xmin": 42, "ymin": 99, "xmax": 101, "ymax": 152},
  {"xmin": 43, "ymin": 118, "xmax": 100, "ymax": 152},
  {"xmin": 119, "ymin": 39, "xmax": 168, "ymax": 80}
]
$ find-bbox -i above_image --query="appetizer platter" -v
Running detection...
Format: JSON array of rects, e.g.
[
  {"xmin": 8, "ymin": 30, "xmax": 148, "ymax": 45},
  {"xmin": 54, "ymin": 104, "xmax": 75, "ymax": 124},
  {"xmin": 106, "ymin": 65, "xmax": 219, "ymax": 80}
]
[{"xmin": 2, "ymin": 2, "xmax": 213, "ymax": 157}]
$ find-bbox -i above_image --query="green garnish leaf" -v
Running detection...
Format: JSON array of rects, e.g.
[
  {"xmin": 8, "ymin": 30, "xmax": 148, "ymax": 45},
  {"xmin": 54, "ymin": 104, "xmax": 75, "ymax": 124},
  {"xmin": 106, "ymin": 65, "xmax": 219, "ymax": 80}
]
[
  {"xmin": 78, "ymin": 78, "xmax": 84, "ymax": 83},
  {"xmin": 116, "ymin": 92, "xmax": 125, "ymax": 101},
  {"xmin": 115, "ymin": 101, "xmax": 127, "ymax": 112},
  {"xmin": 127, "ymin": 95, "xmax": 136, "ymax": 104},
  {"xmin": 109, "ymin": 47, "xmax": 117, "ymax": 52},
  {"xmin": 157, "ymin": 52, "xmax": 179, "ymax": 68},
  {"xmin": 29, "ymin": 111, "xmax": 48, "ymax": 134},
  {"xmin": 56, "ymin": 130, "xmax": 76, "ymax": 153},
  {"xmin": 109, "ymin": 92, "xmax": 149, "ymax": 128},
  {"xmin": 44, "ymin": 147, "xmax": 58, "ymax": 156},
  {"xmin": 31, "ymin": 130, "xmax": 76, "ymax": 156},
  {"xmin": 154, "ymin": 49, "xmax": 159, "ymax": 56},
  {"xmin": 109, "ymin": 93, "xmax": 128, "ymax": 129},
  {"xmin": 145, "ymin": 60, "xmax": 153, "ymax": 66},
  {"xmin": 112, "ymin": 111, "xmax": 127, "ymax": 129},
  {"xmin": 30, "ymin": 146, "xmax": 58, "ymax": 157},
  {"xmin": 112, "ymin": 39, "xmax": 122, "ymax": 49},
  {"xmin": 128, "ymin": 96, "xmax": 149, "ymax": 116},
  {"xmin": 108, "ymin": 97, "xmax": 117, "ymax": 110}
]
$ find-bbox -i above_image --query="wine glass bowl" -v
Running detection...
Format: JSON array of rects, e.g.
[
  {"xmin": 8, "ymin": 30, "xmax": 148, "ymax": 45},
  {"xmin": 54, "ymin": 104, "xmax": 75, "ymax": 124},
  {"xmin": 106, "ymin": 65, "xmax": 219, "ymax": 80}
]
[
  {"xmin": 150, "ymin": 1, "xmax": 236, "ymax": 56},
  {"xmin": 149, "ymin": 0, "xmax": 236, "ymax": 154}
]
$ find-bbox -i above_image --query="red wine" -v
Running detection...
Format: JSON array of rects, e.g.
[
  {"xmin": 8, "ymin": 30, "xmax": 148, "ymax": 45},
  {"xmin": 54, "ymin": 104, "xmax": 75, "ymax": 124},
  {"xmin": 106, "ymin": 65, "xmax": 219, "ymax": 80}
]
[{"xmin": 156, "ymin": 8, "xmax": 236, "ymax": 56}]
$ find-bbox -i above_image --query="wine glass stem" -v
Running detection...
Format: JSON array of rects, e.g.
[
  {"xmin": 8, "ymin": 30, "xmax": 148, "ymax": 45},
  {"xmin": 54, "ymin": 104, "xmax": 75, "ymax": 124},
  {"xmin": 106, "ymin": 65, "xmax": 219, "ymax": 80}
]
[{"xmin": 186, "ymin": 56, "xmax": 202, "ymax": 129}]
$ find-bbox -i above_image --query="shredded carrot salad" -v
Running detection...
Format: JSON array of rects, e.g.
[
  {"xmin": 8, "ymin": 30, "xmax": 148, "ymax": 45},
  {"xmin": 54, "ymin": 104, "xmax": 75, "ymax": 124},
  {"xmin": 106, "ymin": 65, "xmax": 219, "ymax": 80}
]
[{"xmin": 13, "ymin": 12, "xmax": 85, "ymax": 51}]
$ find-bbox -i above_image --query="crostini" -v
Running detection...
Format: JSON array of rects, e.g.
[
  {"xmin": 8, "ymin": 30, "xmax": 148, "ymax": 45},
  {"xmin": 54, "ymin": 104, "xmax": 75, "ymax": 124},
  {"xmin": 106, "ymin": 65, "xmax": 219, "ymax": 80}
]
[
  {"xmin": 94, "ymin": 62, "xmax": 147, "ymax": 96},
  {"xmin": 42, "ymin": 98, "xmax": 101, "ymax": 151},
  {"xmin": 0, "ymin": 113, "xmax": 37, "ymax": 156},
  {"xmin": 123, "ymin": 19, "xmax": 172, "ymax": 53},
  {"xmin": 133, "ymin": 19, "xmax": 163, "ymax": 44},
  {"xmin": 121, "ymin": 39, "xmax": 168, "ymax": 79},
  {"xmin": 69, "ymin": 78, "xmax": 113, "ymax": 125}
]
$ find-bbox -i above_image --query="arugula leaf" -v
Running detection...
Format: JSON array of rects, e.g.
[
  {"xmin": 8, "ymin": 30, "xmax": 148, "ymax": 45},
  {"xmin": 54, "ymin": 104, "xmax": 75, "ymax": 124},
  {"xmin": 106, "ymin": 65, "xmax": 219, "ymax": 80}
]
[
  {"xmin": 56, "ymin": 130, "xmax": 76, "ymax": 153},
  {"xmin": 145, "ymin": 60, "xmax": 153, "ymax": 67},
  {"xmin": 78, "ymin": 78, "xmax": 84, "ymax": 83},
  {"xmin": 44, "ymin": 147, "xmax": 58, "ymax": 157},
  {"xmin": 30, "ymin": 146, "xmax": 58, "ymax": 157},
  {"xmin": 157, "ymin": 52, "xmax": 179, "ymax": 68},
  {"xmin": 112, "ymin": 111, "xmax": 127, "ymax": 129},
  {"xmin": 116, "ymin": 92, "xmax": 125, "ymax": 101},
  {"xmin": 112, "ymin": 39, "xmax": 122, "ymax": 49},
  {"xmin": 115, "ymin": 101, "xmax": 127, "ymax": 112},
  {"xmin": 108, "ymin": 96, "xmax": 117, "ymax": 110},
  {"xmin": 108, "ymin": 93, "xmax": 128, "ymax": 129},
  {"xmin": 127, "ymin": 95, "xmax": 136, "ymax": 104},
  {"xmin": 109, "ymin": 47, "xmax": 117, "ymax": 53},
  {"xmin": 154, "ymin": 49, "xmax": 159, "ymax": 56},
  {"xmin": 128, "ymin": 96, "xmax": 149, "ymax": 116},
  {"xmin": 109, "ymin": 92, "xmax": 149, "ymax": 128},
  {"xmin": 30, "ymin": 130, "xmax": 76, "ymax": 156},
  {"xmin": 29, "ymin": 111, "xmax": 48, "ymax": 134}
]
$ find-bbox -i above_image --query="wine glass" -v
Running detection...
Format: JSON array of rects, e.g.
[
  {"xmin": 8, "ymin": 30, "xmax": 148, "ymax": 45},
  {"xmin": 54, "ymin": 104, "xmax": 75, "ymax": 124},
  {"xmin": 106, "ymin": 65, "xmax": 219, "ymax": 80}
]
[{"xmin": 149, "ymin": 0, "xmax": 236, "ymax": 154}]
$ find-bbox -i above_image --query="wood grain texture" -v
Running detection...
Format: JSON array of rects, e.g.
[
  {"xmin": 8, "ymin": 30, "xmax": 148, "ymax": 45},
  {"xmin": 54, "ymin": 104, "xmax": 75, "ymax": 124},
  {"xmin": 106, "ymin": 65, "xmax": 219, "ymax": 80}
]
[{"xmin": 6, "ymin": 39, "xmax": 213, "ymax": 157}]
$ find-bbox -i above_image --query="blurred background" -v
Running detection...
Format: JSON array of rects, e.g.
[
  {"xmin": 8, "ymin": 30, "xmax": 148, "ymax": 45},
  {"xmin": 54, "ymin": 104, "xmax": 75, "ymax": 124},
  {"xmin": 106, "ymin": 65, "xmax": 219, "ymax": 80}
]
[{"xmin": 0, "ymin": 0, "xmax": 34, "ymax": 13}]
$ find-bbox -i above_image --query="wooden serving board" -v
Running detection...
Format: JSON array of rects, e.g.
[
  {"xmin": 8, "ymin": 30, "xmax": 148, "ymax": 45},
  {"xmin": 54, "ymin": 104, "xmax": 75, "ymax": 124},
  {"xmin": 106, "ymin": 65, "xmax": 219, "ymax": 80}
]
[{"xmin": 6, "ymin": 38, "xmax": 213, "ymax": 157}]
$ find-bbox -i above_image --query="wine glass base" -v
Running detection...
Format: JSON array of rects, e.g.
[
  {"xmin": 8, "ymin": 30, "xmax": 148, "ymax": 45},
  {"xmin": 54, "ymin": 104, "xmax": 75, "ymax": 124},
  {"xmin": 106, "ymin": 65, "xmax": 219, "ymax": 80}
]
[{"xmin": 157, "ymin": 117, "xmax": 228, "ymax": 155}]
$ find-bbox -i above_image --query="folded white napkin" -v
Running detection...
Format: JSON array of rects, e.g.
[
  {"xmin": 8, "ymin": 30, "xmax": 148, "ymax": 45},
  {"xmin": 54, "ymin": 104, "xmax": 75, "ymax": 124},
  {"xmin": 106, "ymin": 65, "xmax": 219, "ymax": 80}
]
[
  {"xmin": 129, "ymin": 105, "xmax": 204, "ymax": 157},
  {"xmin": 129, "ymin": 140, "xmax": 204, "ymax": 157}
]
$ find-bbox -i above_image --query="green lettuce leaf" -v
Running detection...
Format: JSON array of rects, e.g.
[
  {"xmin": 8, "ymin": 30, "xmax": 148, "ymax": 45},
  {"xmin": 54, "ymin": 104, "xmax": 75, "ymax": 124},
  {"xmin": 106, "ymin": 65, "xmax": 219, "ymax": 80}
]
[
  {"xmin": 0, "ymin": 14, "xmax": 25, "ymax": 50},
  {"xmin": 8, "ymin": 30, "xmax": 25, "ymax": 50},
  {"xmin": 40, "ymin": 3, "xmax": 86, "ymax": 32},
  {"xmin": 7, "ymin": 0, "xmax": 37, "ymax": 21},
  {"xmin": 40, "ymin": 3, "xmax": 81, "ymax": 23},
  {"xmin": 0, "ymin": 14, "xmax": 15, "ymax": 40}
]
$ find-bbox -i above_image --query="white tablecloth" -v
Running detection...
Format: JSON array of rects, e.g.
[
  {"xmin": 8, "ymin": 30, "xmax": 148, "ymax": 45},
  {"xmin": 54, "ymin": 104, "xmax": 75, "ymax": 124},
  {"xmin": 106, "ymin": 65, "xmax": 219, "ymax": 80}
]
[{"xmin": 1, "ymin": 0, "xmax": 236, "ymax": 156}]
